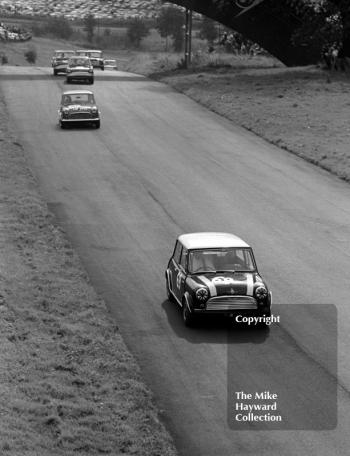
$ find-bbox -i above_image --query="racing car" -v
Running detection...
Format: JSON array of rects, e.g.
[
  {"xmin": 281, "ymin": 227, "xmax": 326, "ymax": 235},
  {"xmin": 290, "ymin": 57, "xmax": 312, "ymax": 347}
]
[{"xmin": 165, "ymin": 232, "xmax": 271, "ymax": 326}]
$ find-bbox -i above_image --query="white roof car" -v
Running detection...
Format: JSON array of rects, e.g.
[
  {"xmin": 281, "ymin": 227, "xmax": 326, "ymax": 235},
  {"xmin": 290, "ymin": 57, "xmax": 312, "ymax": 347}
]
[
  {"xmin": 104, "ymin": 59, "xmax": 118, "ymax": 69},
  {"xmin": 166, "ymin": 232, "xmax": 271, "ymax": 327},
  {"xmin": 178, "ymin": 232, "xmax": 250, "ymax": 250}
]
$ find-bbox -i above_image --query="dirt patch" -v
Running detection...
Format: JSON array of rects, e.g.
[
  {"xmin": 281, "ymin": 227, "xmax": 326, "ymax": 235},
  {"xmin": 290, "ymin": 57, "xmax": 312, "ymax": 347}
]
[
  {"xmin": 150, "ymin": 62, "xmax": 350, "ymax": 182},
  {"xmin": 0, "ymin": 91, "xmax": 176, "ymax": 455}
]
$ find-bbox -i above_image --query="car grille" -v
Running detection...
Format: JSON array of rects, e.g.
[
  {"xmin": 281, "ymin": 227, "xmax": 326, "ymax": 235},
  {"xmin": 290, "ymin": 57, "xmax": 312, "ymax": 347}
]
[
  {"xmin": 70, "ymin": 112, "xmax": 92, "ymax": 119},
  {"xmin": 206, "ymin": 296, "xmax": 257, "ymax": 310}
]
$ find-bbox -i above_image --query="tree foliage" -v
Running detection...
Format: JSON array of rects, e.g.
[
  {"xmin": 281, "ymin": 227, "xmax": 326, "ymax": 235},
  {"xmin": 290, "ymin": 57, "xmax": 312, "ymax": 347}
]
[
  {"xmin": 84, "ymin": 13, "xmax": 96, "ymax": 43},
  {"xmin": 199, "ymin": 16, "xmax": 217, "ymax": 44},
  {"xmin": 126, "ymin": 18, "xmax": 150, "ymax": 48},
  {"xmin": 276, "ymin": 0, "xmax": 350, "ymax": 55},
  {"xmin": 156, "ymin": 6, "xmax": 184, "ymax": 52}
]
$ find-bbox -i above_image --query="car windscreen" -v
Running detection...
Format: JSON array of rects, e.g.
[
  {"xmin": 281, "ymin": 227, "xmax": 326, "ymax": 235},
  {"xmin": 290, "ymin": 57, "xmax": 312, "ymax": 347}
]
[
  {"xmin": 188, "ymin": 248, "xmax": 256, "ymax": 274},
  {"xmin": 62, "ymin": 93, "xmax": 95, "ymax": 105},
  {"xmin": 89, "ymin": 52, "xmax": 102, "ymax": 58}
]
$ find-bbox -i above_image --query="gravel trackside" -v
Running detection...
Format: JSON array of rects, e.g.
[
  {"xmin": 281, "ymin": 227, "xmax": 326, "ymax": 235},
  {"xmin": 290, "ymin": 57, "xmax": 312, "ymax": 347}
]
[{"xmin": 0, "ymin": 91, "xmax": 177, "ymax": 455}]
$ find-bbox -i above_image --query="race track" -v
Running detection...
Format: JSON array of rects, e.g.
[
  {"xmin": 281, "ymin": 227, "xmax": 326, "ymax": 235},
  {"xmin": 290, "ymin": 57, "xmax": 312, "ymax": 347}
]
[{"xmin": 1, "ymin": 66, "xmax": 350, "ymax": 455}]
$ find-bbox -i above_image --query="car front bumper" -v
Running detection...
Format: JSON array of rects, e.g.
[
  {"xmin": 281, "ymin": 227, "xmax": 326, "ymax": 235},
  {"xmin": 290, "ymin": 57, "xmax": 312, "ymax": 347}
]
[
  {"xmin": 60, "ymin": 116, "xmax": 99, "ymax": 123},
  {"xmin": 66, "ymin": 72, "xmax": 93, "ymax": 79}
]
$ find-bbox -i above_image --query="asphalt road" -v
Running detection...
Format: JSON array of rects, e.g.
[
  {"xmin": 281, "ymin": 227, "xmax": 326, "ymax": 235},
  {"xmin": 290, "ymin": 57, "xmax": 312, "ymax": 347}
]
[{"xmin": 1, "ymin": 66, "xmax": 350, "ymax": 455}]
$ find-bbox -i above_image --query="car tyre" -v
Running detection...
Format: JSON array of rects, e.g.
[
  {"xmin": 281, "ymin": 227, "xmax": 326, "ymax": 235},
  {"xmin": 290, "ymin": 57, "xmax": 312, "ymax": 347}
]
[
  {"xmin": 66, "ymin": 78, "xmax": 71, "ymax": 84},
  {"xmin": 60, "ymin": 121, "xmax": 66, "ymax": 129},
  {"xmin": 95, "ymin": 120, "xmax": 100, "ymax": 129},
  {"xmin": 89, "ymin": 78, "xmax": 94, "ymax": 85},
  {"xmin": 53, "ymin": 69, "xmax": 58, "ymax": 76},
  {"xmin": 182, "ymin": 299, "xmax": 195, "ymax": 327}
]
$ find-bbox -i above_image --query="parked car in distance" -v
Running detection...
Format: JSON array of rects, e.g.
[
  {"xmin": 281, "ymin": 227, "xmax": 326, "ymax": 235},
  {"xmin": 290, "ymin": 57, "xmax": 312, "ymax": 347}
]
[
  {"xmin": 66, "ymin": 56, "xmax": 94, "ymax": 84},
  {"xmin": 51, "ymin": 50, "xmax": 75, "ymax": 75},
  {"xmin": 58, "ymin": 90, "xmax": 100, "ymax": 129},
  {"xmin": 165, "ymin": 232, "xmax": 272, "ymax": 326},
  {"xmin": 75, "ymin": 49, "xmax": 104, "ymax": 70},
  {"xmin": 103, "ymin": 59, "xmax": 118, "ymax": 70}
]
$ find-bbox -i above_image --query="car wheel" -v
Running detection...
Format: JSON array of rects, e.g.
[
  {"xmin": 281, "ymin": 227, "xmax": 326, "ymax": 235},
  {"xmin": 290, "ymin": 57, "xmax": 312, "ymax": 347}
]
[
  {"xmin": 60, "ymin": 121, "xmax": 66, "ymax": 129},
  {"xmin": 53, "ymin": 69, "xmax": 58, "ymax": 76},
  {"xmin": 182, "ymin": 299, "xmax": 195, "ymax": 327},
  {"xmin": 66, "ymin": 78, "xmax": 71, "ymax": 84},
  {"xmin": 95, "ymin": 120, "xmax": 100, "ymax": 129},
  {"xmin": 89, "ymin": 78, "xmax": 94, "ymax": 85}
]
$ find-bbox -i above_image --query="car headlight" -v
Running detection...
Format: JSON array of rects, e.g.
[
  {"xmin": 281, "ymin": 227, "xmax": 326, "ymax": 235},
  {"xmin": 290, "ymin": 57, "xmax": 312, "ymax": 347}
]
[
  {"xmin": 255, "ymin": 286, "xmax": 268, "ymax": 299},
  {"xmin": 196, "ymin": 287, "xmax": 209, "ymax": 302}
]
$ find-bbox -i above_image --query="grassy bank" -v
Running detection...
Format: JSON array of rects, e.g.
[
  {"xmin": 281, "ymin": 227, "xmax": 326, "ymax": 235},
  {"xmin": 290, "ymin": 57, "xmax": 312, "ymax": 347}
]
[
  {"xmin": 146, "ymin": 59, "xmax": 350, "ymax": 182},
  {"xmin": 0, "ymin": 91, "xmax": 176, "ymax": 454}
]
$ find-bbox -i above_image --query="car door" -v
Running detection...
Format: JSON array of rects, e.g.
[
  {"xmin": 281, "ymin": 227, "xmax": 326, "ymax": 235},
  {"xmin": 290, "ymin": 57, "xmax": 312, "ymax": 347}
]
[
  {"xmin": 176, "ymin": 247, "xmax": 188, "ymax": 303},
  {"xmin": 169, "ymin": 241, "xmax": 182, "ymax": 300}
]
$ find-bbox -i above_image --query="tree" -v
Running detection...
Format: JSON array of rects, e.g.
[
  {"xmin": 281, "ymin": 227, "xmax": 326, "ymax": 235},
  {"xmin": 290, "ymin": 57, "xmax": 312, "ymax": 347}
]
[
  {"xmin": 84, "ymin": 13, "xmax": 96, "ymax": 43},
  {"xmin": 199, "ymin": 16, "xmax": 217, "ymax": 45},
  {"xmin": 156, "ymin": 6, "xmax": 184, "ymax": 52},
  {"xmin": 327, "ymin": 0, "xmax": 350, "ymax": 56},
  {"xmin": 126, "ymin": 18, "xmax": 150, "ymax": 48}
]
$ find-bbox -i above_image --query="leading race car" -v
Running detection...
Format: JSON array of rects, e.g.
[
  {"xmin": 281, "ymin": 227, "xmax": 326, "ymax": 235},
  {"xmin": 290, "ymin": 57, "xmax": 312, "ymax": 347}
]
[
  {"xmin": 165, "ymin": 232, "xmax": 272, "ymax": 326},
  {"xmin": 58, "ymin": 90, "xmax": 100, "ymax": 129}
]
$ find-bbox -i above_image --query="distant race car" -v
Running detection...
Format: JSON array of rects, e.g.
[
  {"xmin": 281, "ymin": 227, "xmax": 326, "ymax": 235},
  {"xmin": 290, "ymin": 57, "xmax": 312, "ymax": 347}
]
[
  {"xmin": 66, "ymin": 56, "xmax": 94, "ymax": 84},
  {"xmin": 58, "ymin": 90, "xmax": 100, "ymax": 129},
  {"xmin": 165, "ymin": 232, "xmax": 272, "ymax": 326},
  {"xmin": 103, "ymin": 59, "xmax": 118, "ymax": 70},
  {"xmin": 51, "ymin": 49, "xmax": 75, "ymax": 75},
  {"xmin": 75, "ymin": 49, "xmax": 104, "ymax": 70}
]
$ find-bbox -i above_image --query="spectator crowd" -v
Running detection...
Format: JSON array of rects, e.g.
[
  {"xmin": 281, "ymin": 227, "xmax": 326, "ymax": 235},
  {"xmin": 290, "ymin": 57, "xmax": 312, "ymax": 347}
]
[
  {"xmin": 0, "ymin": 0, "xmax": 161, "ymax": 20},
  {"xmin": 0, "ymin": 21, "xmax": 32, "ymax": 41}
]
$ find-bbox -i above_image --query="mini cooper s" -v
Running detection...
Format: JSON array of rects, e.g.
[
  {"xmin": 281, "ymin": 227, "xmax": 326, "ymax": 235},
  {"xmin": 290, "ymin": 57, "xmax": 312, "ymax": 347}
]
[
  {"xmin": 58, "ymin": 90, "xmax": 100, "ymax": 129},
  {"xmin": 165, "ymin": 232, "xmax": 272, "ymax": 326}
]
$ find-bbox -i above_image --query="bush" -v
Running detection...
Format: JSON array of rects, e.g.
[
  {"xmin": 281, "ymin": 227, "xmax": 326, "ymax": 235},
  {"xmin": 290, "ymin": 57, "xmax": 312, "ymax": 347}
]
[{"xmin": 24, "ymin": 47, "xmax": 37, "ymax": 64}]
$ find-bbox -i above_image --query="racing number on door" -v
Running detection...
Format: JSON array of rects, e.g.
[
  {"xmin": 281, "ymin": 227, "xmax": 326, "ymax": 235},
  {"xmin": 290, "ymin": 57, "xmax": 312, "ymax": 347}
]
[{"xmin": 176, "ymin": 271, "xmax": 184, "ymax": 290}]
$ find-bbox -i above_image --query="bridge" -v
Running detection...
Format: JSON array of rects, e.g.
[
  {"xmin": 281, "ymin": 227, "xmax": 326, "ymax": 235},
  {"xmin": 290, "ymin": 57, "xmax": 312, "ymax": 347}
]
[{"xmin": 168, "ymin": 0, "xmax": 321, "ymax": 66}]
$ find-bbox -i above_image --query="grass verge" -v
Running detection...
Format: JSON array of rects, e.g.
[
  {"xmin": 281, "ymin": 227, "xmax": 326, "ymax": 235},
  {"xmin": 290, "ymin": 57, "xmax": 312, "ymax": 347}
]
[
  {"xmin": 0, "ymin": 90, "xmax": 176, "ymax": 455},
  {"xmin": 147, "ymin": 60, "xmax": 350, "ymax": 182}
]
